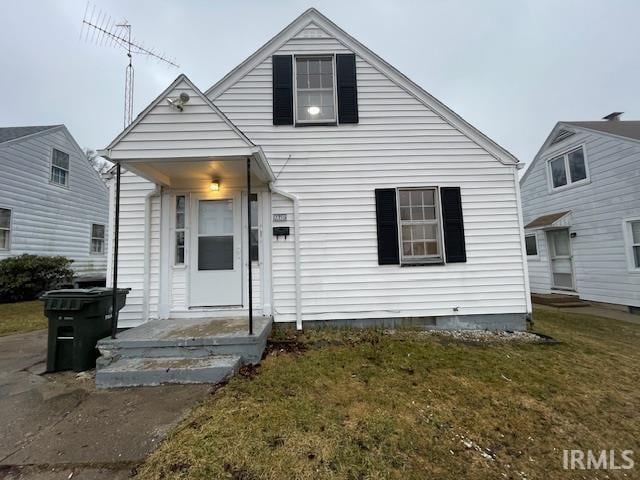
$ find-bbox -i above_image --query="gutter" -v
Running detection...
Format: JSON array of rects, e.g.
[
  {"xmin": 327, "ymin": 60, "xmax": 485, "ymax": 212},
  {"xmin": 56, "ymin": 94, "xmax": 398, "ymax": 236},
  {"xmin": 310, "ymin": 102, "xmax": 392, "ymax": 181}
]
[
  {"xmin": 143, "ymin": 185, "xmax": 161, "ymax": 322},
  {"xmin": 269, "ymin": 183, "xmax": 302, "ymax": 330},
  {"xmin": 512, "ymin": 166, "xmax": 533, "ymax": 316}
]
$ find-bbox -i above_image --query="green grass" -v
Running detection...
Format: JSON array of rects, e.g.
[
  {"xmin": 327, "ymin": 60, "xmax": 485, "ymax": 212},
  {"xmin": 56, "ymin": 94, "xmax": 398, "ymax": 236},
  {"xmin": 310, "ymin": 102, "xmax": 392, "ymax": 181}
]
[
  {"xmin": 0, "ymin": 300, "xmax": 47, "ymax": 336},
  {"xmin": 136, "ymin": 309, "xmax": 640, "ymax": 479}
]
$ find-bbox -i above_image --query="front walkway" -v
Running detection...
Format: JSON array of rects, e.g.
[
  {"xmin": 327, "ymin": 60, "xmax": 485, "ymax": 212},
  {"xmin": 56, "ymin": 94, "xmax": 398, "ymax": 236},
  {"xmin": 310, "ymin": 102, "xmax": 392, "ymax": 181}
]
[{"xmin": 0, "ymin": 330, "xmax": 210, "ymax": 479}]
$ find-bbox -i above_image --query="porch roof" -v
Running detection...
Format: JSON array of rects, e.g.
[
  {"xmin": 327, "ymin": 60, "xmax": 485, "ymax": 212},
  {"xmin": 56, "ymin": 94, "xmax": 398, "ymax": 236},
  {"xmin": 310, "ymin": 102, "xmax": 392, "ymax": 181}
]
[
  {"xmin": 98, "ymin": 74, "xmax": 275, "ymax": 185},
  {"xmin": 525, "ymin": 211, "xmax": 571, "ymax": 229}
]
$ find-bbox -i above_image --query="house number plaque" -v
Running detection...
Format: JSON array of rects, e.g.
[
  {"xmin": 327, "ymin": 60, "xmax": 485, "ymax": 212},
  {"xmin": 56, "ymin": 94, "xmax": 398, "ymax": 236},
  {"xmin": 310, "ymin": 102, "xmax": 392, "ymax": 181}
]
[{"xmin": 273, "ymin": 214, "xmax": 287, "ymax": 222}]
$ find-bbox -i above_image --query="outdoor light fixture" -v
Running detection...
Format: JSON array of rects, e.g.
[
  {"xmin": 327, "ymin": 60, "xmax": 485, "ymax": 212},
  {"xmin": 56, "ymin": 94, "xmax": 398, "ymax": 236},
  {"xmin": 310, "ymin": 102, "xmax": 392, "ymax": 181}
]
[
  {"xmin": 307, "ymin": 106, "xmax": 320, "ymax": 116},
  {"xmin": 209, "ymin": 179, "xmax": 220, "ymax": 191}
]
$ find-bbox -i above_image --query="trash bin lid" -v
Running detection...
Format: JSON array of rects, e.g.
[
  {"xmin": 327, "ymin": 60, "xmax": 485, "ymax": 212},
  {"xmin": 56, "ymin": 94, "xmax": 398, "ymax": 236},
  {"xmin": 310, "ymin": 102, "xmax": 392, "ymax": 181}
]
[{"xmin": 41, "ymin": 287, "xmax": 131, "ymax": 299}]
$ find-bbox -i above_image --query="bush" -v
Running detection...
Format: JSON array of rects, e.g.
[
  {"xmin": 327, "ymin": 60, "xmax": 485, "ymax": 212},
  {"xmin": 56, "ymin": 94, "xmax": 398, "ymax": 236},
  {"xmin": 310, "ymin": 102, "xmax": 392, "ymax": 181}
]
[{"xmin": 0, "ymin": 254, "xmax": 74, "ymax": 302}]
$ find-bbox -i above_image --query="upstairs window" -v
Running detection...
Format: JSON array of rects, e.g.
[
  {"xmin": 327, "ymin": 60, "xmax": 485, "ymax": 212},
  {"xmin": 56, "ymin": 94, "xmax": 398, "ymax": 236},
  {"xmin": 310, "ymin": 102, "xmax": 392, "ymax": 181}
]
[
  {"xmin": 91, "ymin": 224, "xmax": 105, "ymax": 254},
  {"xmin": 0, "ymin": 208, "xmax": 11, "ymax": 250},
  {"xmin": 548, "ymin": 146, "xmax": 588, "ymax": 190},
  {"xmin": 51, "ymin": 149, "xmax": 70, "ymax": 187},
  {"xmin": 295, "ymin": 56, "xmax": 336, "ymax": 124},
  {"xmin": 398, "ymin": 188, "xmax": 442, "ymax": 264}
]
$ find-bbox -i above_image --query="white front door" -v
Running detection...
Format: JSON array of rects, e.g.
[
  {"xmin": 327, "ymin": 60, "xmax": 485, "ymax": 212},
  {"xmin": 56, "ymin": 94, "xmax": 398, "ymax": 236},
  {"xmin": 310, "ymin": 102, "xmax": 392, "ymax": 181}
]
[
  {"xmin": 547, "ymin": 228, "xmax": 575, "ymax": 290},
  {"xmin": 189, "ymin": 192, "xmax": 242, "ymax": 307}
]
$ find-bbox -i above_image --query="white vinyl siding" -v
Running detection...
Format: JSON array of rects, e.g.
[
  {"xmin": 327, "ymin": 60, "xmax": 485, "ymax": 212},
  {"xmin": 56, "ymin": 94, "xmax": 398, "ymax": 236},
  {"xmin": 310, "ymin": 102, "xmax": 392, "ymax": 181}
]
[
  {"xmin": 210, "ymin": 22, "xmax": 528, "ymax": 323},
  {"xmin": 521, "ymin": 128, "xmax": 640, "ymax": 307},
  {"xmin": 0, "ymin": 127, "xmax": 108, "ymax": 274}
]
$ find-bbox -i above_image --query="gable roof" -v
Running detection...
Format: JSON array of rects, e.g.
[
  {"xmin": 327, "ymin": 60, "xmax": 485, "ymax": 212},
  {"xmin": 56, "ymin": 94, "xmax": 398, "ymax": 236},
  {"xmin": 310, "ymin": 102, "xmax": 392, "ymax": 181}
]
[
  {"xmin": 103, "ymin": 74, "xmax": 255, "ymax": 155},
  {"xmin": 0, "ymin": 125, "xmax": 61, "ymax": 144},
  {"xmin": 564, "ymin": 121, "xmax": 640, "ymax": 142},
  {"xmin": 205, "ymin": 8, "xmax": 518, "ymax": 166}
]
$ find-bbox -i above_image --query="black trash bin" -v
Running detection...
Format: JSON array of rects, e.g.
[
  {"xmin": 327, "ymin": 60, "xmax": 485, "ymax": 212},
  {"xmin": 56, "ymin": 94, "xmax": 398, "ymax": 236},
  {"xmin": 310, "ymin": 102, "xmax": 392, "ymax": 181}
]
[{"xmin": 41, "ymin": 287, "xmax": 130, "ymax": 372}]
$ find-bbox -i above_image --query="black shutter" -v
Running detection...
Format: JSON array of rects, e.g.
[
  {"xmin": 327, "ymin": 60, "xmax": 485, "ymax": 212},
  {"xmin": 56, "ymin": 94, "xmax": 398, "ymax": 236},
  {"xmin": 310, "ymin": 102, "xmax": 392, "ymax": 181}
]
[
  {"xmin": 336, "ymin": 54, "xmax": 359, "ymax": 124},
  {"xmin": 440, "ymin": 187, "xmax": 467, "ymax": 263},
  {"xmin": 272, "ymin": 55, "xmax": 293, "ymax": 125},
  {"xmin": 375, "ymin": 189, "xmax": 399, "ymax": 265}
]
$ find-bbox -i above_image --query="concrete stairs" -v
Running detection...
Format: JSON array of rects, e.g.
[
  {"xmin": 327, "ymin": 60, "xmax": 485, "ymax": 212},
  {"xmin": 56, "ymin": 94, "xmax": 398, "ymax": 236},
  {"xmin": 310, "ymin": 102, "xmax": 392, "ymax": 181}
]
[
  {"xmin": 531, "ymin": 293, "xmax": 591, "ymax": 308},
  {"xmin": 95, "ymin": 316, "xmax": 271, "ymax": 388}
]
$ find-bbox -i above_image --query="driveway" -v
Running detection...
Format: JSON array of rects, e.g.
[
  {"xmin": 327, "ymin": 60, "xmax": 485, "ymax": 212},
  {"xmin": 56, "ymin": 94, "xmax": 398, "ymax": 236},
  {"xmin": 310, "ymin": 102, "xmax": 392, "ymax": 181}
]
[{"xmin": 0, "ymin": 330, "xmax": 211, "ymax": 479}]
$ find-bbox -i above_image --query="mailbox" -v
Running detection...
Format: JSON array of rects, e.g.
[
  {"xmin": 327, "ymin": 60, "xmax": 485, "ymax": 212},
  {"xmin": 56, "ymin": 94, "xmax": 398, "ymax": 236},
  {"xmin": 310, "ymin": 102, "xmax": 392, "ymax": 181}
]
[{"xmin": 273, "ymin": 226, "xmax": 290, "ymax": 239}]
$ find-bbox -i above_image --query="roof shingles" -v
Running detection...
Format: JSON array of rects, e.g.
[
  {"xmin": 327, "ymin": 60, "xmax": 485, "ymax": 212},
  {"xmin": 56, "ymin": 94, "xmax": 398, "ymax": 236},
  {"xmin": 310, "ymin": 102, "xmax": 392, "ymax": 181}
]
[{"xmin": 0, "ymin": 125, "xmax": 61, "ymax": 144}]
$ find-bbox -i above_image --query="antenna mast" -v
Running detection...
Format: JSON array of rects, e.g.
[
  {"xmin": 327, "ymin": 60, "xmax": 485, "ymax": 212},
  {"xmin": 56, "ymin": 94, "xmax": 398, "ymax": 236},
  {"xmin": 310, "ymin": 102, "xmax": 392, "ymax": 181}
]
[{"xmin": 81, "ymin": 4, "xmax": 179, "ymax": 127}]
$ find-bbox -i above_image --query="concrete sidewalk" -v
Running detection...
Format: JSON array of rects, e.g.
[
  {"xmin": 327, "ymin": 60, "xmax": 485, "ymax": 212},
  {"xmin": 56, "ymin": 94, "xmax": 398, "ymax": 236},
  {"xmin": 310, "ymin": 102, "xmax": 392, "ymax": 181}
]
[{"xmin": 0, "ymin": 330, "xmax": 210, "ymax": 479}]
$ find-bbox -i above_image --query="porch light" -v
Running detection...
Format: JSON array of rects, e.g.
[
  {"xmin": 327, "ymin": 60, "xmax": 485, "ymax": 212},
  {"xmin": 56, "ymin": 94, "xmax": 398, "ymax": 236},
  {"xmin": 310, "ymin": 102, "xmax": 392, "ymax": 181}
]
[
  {"xmin": 209, "ymin": 180, "xmax": 220, "ymax": 191},
  {"xmin": 307, "ymin": 106, "xmax": 320, "ymax": 116}
]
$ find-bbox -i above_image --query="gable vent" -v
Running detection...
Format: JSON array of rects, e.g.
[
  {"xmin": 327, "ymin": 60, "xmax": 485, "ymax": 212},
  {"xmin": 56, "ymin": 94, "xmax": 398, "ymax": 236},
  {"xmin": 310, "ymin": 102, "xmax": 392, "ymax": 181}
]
[{"xmin": 551, "ymin": 129, "xmax": 575, "ymax": 145}]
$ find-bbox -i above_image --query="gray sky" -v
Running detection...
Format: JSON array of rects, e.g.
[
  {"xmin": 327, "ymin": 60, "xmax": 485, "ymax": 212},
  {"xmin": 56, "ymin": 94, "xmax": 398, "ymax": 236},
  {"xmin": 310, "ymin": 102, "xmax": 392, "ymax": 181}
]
[{"xmin": 2, "ymin": 0, "xmax": 639, "ymax": 171}]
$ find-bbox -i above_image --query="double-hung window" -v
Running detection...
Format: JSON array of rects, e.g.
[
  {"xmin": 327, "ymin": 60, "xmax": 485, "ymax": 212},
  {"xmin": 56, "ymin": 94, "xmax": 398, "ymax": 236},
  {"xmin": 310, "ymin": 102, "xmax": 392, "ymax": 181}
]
[
  {"xmin": 175, "ymin": 196, "xmax": 186, "ymax": 265},
  {"xmin": 51, "ymin": 149, "xmax": 70, "ymax": 187},
  {"xmin": 624, "ymin": 220, "xmax": 640, "ymax": 271},
  {"xmin": 398, "ymin": 188, "xmax": 442, "ymax": 263},
  {"xmin": 548, "ymin": 146, "xmax": 588, "ymax": 190},
  {"xmin": 295, "ymin": 56, "xmax": 336, "ymax": 124},
  {"xmin": 0, "ymin": 208, "xmax": 11, "ymax": 250},
  {"xmin": 91, "ymin": 224, "xmax": 105, "ymax": 254},
  {"xmin": 525, "ymin": 234, "xmax": 538, "ymax": 257}
]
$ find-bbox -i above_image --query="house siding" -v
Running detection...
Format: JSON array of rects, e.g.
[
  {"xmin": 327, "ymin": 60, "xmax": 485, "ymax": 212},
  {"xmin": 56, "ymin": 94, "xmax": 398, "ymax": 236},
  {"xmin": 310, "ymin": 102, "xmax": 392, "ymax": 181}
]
[
  {"xmin": 521, "ymin": 128, "xmax": 640, "ymax": 307},
  {"xmin": 0, "ymin": 127, "xmax": 108, "ymax": 275},
  {"xmin": 210, "ymin": 23, "xmax": 528, "ymax": 323}
]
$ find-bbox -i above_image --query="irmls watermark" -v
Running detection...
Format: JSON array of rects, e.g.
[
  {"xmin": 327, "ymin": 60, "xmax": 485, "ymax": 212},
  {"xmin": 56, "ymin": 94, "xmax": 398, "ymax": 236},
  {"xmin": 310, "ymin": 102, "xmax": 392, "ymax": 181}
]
[{"xmin": 563, "ymin": 450, "xmax": 634, "ymax": 470}]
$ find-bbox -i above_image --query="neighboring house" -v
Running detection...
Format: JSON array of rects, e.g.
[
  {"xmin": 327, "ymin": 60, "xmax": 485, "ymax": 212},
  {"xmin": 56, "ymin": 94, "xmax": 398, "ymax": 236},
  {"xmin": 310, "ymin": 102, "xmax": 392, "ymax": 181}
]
[
  {"xmin": 520, "ymin": 113, "xmax": 640, "ymax": 311},
  {"xmin": 100, "ymin": 8, "xmax": 531, "ymax": 330},
  {"xmin": 0, "ymin": 125, "xmax": 109, "ymax": 277}
]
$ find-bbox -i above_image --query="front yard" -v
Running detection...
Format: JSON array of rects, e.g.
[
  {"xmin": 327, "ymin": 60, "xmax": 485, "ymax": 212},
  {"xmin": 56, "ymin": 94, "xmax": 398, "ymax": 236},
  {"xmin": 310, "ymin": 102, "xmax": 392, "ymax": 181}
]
[
  {"xmin": 0, "ymin": 300, "xmax": 46, "ymax": 336},
  {"xmin": 135, "ymin": 309, "xmax": 640, "ymax": 479}
]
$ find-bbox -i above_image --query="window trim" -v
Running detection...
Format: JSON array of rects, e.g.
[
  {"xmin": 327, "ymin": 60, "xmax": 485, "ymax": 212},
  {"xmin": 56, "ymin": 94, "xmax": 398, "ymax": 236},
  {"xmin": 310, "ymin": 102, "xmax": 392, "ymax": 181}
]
[
  {"xmin": 546, "ymin": 145, "xmax": 590, "ymax": 193},
  {"xmin": 0, "ymin": 207, "xmax": 12, "ymax": 251},
  {"xmin": 293, "ymin": 54, "xmax": 339, "ymax": 126},
  {"xmin": 396, "ymin": 186, "xmax": 444, "ymax": 266},
  {"xmin": 623, "ymin": 218, "xmax": 640, "ymax": 273},
  {"xmin": 250, "ymin": 193, "xmax": 260, "ymax": 263},
  {"xmin": 525, "ymin": 232, "xmax": 539, "ymax": 259},
  {"xmin": 90, "ymin": 223, "xmax": 105, "ymax": 255},
  {"xmin": 49, "ymin": 147, "xmax": 71, "ymax": 188},
  {"xmin": 174, "ymin": 194, "xmax": 187, "ymax": 267}
]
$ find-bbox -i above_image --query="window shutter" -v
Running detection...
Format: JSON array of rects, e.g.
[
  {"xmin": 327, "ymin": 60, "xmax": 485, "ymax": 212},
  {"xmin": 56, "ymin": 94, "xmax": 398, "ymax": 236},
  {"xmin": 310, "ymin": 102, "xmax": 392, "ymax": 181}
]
[
  {"xmin": 336, "ymin": 54, "xmax": 359, "ymax": 124},
  {"xmin": 375, "ymin": 188, "xmax": 399, "ymax": 265},
  {"xmin": 440, "ymin": 187, "xmax": 467, "ymax": 263},
  {"xmin": 272, "ymin": 55, "xmax": 293, "ymax": 125}
]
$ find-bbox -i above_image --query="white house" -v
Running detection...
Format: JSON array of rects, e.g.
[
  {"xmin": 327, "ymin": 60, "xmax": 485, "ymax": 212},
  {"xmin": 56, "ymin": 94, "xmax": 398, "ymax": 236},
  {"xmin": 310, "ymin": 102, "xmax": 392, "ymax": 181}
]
[
  {"xmin": 520, "ymin": 114, "xmax": 640, "ymax": 312},
  {"xmin": 101, "ymin": 8, "xmax": 531, "ymax": 331},
  {"xmin": 0, "ymin": 125, "xmax": 109, "ymax": 277}
]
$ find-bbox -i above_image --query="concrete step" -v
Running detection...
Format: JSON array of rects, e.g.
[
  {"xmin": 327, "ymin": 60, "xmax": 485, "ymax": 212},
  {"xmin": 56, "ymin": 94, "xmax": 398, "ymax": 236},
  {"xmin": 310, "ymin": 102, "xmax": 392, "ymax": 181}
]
[
  {"xmin": 96, "ymin": 355, "xmax": 241, "ymax": 389},
  {"xmin": 548, "ymin": 301, "xmax": 592, "ymax": 308}
]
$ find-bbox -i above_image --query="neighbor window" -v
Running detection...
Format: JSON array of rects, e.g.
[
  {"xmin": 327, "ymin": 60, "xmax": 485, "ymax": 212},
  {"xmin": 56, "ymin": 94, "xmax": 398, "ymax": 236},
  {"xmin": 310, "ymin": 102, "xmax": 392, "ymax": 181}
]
[
  {"xmin": 91, "ymin": 224, "xmax": 105, "ymax": 254},
  {"xmin": 295, "ymin": 56, "xmax": 336, "ymax": 124},
  {"xmin": 175, "ymin": 195, "xmax": 186, "ymax": 265},
  {"xmin": 250, "ymin": 194, "xmax": 259, "ymax": 261},
  {"xmin": 0, "ymin": 208, "xmax": 11, "ymax": 250},
  {"xmin": 398, "ymin": 187, "xmax": 442, "ymax": 263},
  {"xmin": 625, "ymin": 220, "xmax": 640, "ymax": 270},
  {"xmin": 525, "ymin": 234, "xmax": 538, "ymax": 256},
  {"xmin": 51, "ymin": 149, "xmax": 70, "ymax": 186},
  {"xmin": 548, "ymin": 146, "xmax": 588, "ymax": 189}
]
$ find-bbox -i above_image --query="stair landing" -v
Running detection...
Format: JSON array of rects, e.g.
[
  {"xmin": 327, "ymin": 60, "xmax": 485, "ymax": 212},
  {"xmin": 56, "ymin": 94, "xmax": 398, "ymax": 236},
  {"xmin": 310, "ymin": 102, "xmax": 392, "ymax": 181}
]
[{"xmin": 96, "ymin": 316, "xmax": 271, "ymax": 388}]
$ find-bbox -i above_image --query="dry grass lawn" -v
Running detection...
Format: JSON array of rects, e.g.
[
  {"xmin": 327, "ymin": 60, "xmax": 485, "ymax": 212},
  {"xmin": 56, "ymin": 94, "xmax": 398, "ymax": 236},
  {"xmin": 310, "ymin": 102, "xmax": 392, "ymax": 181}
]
[
  {"xmin": 136, "ymin": 308, "xmax": 640, "ymax": 479},
  {"xmin": 0, "ymin": 300, "xmax": 47, "ymax": 336}
]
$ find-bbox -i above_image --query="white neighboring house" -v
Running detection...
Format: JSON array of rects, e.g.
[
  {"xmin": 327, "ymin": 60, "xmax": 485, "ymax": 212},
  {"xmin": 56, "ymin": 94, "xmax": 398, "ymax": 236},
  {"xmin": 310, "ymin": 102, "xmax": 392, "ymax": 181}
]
[
  {"xmin": 520, "ymin": 114, "xmax": 640, "ymax": 311},
  {"xmin": 101, "ymin": 8, "xmax": 531, "ymax": 330},
  {"xmin": 0, "ymin": 125, "xmax": 109, "ymax": 278}
]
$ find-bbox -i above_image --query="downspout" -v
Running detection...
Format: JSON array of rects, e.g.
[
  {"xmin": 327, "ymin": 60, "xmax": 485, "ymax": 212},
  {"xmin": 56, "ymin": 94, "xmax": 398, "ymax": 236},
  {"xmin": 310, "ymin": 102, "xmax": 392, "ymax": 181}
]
[
  {"xmin": 513, "ymin": 164, "xmax": 533, "ymax": 319},
  {"xmin": 143, "ymin": 184, "xmax": 161, "ymax": 322},
  {"xmin": 269, "ymin": 183, "xmax": 302, "ymax": 330}
]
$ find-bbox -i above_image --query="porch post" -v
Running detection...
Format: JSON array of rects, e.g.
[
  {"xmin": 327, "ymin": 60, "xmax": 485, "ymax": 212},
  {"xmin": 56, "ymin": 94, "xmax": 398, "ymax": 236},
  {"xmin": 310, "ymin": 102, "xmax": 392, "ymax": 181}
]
[
  {"xmin": 110, "ymin": 162, "xmax": 121, "ymax": 339},
  {"xmin": 247, "ymin": 157, "xmax": 253, "ymax": 335}
]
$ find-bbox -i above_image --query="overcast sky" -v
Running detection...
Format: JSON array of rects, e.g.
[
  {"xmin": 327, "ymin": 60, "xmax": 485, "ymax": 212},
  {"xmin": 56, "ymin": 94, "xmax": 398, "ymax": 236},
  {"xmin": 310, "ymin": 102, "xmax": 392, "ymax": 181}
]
[{"xmin": 2, "ymin": 0, "xmax": 639, "ymax": 171}]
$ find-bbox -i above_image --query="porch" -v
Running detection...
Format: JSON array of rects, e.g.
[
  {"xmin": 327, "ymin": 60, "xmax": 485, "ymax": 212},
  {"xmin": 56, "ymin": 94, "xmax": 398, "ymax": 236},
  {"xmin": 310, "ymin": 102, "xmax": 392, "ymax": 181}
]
[{"xmin": 95, "ymin": 315, "xmax": 272, "ymax": 388}]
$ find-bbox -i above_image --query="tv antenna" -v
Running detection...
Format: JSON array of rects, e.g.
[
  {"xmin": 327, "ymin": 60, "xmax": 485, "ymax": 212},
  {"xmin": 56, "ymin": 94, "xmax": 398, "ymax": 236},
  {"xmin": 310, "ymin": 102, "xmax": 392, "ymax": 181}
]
[{"xmin": 81, "ymin": 3, "xmax": 179, "ymax": 127}]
